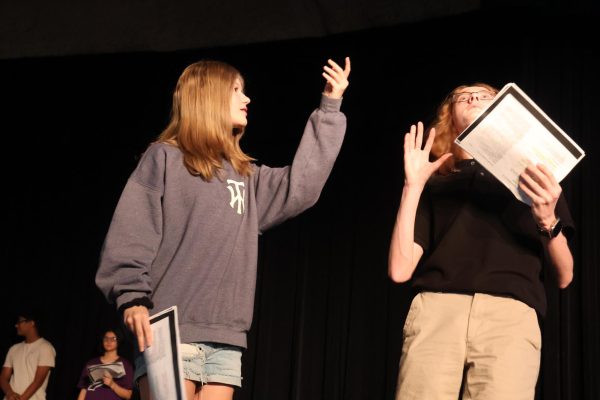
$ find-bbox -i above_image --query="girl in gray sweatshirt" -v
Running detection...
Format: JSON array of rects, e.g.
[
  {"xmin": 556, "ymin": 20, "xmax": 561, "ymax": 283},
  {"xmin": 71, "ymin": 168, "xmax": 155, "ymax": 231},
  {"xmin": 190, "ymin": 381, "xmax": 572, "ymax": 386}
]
[{"xmin": 96, "ymin": 57, "xmax": 350, "ymax": 399}]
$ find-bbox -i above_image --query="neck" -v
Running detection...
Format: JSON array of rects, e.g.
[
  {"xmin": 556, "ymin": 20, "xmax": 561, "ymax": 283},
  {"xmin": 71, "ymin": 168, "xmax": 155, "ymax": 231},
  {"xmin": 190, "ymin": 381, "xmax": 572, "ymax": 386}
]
[
  {"xmin": 456, "ymin": 147, "xmax": 472, "ymax": 160},
  {"xmin": 102, "ymin": 350, "xmax": 119, "ymax": 361},
  {"xmin": 24, "ymin": 333, "xmax": 40, "ymax": 344}
]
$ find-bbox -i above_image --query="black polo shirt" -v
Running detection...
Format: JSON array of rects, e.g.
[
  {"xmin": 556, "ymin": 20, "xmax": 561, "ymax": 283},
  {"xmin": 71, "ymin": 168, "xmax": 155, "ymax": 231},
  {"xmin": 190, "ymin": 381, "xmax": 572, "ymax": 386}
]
[{"xmin": 412, "ymin": 159, "xmax": 574, "ymax": 317}]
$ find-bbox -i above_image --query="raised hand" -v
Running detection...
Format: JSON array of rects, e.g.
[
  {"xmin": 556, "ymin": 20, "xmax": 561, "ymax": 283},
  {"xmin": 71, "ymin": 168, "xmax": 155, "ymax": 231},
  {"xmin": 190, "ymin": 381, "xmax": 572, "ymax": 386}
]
[
  {"xmin": 403, "ymin": 122, "xmax": 451, "ymax": 188},
  {"xmin": 322, "ymin": 57, "xmax": 351, "ymax": 99},
  {"xmin": 519, "ymin": 163, "xmax": 562, "ymax": 228}
]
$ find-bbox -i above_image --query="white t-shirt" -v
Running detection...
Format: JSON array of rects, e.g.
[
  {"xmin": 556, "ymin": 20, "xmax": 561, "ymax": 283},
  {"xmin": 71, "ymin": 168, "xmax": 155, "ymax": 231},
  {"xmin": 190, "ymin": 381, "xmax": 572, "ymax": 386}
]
[{"xmin": 2, "ymin": 338, "xmax": 56, "ymax": 400}]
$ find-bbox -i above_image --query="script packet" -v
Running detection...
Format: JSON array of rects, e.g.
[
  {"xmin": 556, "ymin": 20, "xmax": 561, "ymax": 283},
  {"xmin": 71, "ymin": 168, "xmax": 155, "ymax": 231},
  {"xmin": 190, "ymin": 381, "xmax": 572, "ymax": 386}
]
[{"xmin": 454, "ymin": 82, "xmax": 585, "ymax": 205}]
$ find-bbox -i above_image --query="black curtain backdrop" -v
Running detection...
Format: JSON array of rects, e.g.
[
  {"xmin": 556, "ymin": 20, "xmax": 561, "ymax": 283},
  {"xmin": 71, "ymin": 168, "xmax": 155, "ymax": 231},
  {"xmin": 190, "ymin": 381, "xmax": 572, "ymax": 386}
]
[
  {"xmin": 0, "ymin": 0, "xmax": 481, "ymax": 59},
  {"xmin": 0, "ymin": 5, "xmax": 598, "ymax": 400}
]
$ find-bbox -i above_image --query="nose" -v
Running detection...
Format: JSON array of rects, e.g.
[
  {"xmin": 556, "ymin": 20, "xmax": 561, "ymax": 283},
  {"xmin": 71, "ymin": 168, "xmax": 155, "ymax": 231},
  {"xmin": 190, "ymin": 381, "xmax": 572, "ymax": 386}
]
[
  {"xmin": 243, "ymin": 93, "xmax": 250, "ymax": 104},
  {"xmin": 468, "ymin": 93, "xmax": 482, "ymax": 103}
]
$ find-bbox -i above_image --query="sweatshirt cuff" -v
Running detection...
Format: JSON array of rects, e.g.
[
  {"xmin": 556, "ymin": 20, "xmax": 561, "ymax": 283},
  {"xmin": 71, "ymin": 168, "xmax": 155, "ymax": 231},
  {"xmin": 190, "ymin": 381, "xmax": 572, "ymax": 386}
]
[
  {"xmin": 117, "ymin": 297, "xmax": 154, "ymax": 314},
  {"xmin": 116, "ymin": 291, "xmax": 153, "ymax": 311},
  {"xmin": 319, "ymin": 95, "xmax": 343, "ymax": 112}
]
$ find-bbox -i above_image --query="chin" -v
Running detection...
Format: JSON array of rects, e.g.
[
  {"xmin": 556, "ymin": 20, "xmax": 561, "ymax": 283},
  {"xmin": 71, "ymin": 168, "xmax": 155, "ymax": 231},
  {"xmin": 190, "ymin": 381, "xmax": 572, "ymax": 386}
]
[{"xmin": 468, "ymin": 108, "xmax": 484, "ymax": 120}]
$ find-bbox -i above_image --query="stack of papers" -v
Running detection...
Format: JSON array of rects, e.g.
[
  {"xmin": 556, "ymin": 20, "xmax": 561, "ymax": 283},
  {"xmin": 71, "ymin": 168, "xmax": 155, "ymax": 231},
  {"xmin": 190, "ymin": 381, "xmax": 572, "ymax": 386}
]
[
  {"xmin": 143, "ymin": 306, "xmax": 185, "ymax": 400},
  {"xmin": 454, "ymin": 82, "xmax": 585, "ymax": 204}
]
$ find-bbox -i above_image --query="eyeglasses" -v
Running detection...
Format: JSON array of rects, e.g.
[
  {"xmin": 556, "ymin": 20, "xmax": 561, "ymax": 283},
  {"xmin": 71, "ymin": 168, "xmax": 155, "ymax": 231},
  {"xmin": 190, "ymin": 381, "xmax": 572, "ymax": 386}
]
[
  {"xmin": 452, "ymin": 90, "xmax": 496, "ymax": 103},
  {"xmin": 103, "ymin": 336, "xmax": 118, "ymax": 342}
]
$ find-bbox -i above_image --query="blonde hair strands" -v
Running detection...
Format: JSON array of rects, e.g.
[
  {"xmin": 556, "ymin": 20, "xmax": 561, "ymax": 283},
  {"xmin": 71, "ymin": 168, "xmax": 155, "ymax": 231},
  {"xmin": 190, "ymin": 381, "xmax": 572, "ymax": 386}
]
[{"xmin": 158, "ymin": 60, "xmax": 254, "ymax": 180}]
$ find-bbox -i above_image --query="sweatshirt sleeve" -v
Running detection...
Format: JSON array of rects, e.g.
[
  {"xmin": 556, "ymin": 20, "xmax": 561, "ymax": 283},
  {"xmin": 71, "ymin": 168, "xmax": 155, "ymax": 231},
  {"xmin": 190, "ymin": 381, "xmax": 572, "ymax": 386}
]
[
  {"xmin": 95, "ymin": 145, "xmax": 166, "ymax": 310},
  {"xmin": 254, "ymin": 95, "xmax": 346, "ymax": 233}
]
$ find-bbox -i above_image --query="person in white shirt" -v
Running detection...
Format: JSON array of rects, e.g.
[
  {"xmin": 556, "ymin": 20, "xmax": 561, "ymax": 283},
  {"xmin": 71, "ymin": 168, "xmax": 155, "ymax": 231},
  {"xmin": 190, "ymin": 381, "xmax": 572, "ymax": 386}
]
[{"xmin": 0, "ymin": 310, "xmax": 56, "ymax": 400}]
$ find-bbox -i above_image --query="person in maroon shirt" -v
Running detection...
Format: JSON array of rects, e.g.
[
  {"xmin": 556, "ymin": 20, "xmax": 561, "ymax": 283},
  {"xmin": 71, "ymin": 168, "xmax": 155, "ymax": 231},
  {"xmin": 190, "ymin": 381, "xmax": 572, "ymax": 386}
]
[
  {"xmin": 76, "ymin": 329, "xmax": 133, "ymax": 400},
  {"xmin": 388, "ymin": 83, "xmax": 574, "ymax": 400}
]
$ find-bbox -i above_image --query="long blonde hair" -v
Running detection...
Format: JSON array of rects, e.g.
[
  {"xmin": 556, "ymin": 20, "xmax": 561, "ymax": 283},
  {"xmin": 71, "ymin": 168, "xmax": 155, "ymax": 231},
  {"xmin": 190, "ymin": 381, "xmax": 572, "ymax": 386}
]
[
  {"xmin": 157, "ymin": 60, "xmax": 254, "ymax": 180},
  {"xmin": 429, "ymin": 82, "xmax": 498, "ymax": 175}
]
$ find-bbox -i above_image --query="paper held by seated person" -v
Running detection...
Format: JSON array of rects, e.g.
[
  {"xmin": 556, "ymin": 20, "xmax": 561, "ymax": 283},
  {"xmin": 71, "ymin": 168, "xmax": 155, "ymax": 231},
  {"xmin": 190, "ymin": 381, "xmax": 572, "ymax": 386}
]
[
  {"xmin": 143, "ymin": 306, "xmax": 185, "ymax": 400},
  {"xmin": 454, "ymin": 82, "xmax": 585, "ymax": 205}
]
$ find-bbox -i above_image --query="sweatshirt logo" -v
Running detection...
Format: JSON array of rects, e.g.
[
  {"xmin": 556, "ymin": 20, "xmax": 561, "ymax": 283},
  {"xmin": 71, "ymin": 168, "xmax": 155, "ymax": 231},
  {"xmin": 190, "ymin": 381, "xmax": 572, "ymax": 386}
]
[{"xmin": 226, "ymin": 179, "xmax": 245, "ymax": 215}]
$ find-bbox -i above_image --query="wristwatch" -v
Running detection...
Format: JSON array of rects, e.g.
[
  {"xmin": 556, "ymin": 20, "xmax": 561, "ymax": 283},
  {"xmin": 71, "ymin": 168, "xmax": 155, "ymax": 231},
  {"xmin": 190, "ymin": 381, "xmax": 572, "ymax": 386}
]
[{"xmin": 538, "ymin": 217, "xmax": 563, "ymax": 239}]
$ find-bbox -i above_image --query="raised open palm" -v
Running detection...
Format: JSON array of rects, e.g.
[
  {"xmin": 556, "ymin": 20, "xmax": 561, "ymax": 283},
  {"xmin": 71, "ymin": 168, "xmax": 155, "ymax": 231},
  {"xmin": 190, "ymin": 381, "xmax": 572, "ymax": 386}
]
[{"xmin": 403, "ymin": 122, "xmax": 451, "ymax": 187}]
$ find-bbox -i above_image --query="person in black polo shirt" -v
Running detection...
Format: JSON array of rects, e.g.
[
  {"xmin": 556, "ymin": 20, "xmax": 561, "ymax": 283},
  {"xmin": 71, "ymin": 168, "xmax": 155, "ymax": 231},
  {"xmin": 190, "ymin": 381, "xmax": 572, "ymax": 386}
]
[{"xmin": 388, "ymin": 82, "xmax": 574, "ymax": 400}]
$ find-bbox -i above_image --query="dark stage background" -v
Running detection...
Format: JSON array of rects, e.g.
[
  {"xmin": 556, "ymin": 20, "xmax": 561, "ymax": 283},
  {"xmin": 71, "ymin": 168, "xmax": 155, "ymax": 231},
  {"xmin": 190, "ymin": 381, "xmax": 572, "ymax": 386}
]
[{"xmin": 1, "ymin": 2, "xmax": 599, "ymax": 400}]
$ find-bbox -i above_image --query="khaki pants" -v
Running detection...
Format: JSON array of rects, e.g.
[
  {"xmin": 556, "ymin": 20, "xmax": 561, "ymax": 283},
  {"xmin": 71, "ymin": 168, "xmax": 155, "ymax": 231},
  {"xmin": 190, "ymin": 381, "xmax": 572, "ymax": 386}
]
[{"xmin": 396, "ymin": 292, "xmax": 541, "ymax": 400}]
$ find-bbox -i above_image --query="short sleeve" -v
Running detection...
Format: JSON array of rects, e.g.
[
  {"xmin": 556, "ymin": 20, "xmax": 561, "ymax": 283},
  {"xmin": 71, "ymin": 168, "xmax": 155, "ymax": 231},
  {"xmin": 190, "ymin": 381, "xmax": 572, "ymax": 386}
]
[
  {"xmin": 38, "ymin": 342, "xmax": 56, "ymax": 367},
  {"xmin": 117, "ymin": 358, "xmax": 134, "ymax": 390},
  {"xmin": 3, "ymin": 346, "xmax": 15, "ymax": 368},
  {"xmin": 77, "ymin": 362, "xmax": 91, "ymax": 389}
]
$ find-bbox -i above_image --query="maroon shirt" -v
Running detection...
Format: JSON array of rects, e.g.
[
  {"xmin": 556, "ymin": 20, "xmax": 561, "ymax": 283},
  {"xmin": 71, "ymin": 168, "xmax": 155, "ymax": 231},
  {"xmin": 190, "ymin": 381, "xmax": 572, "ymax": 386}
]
[{"xmin": 77, "ymin": 357, "xmax": 133, "ymax": 400}]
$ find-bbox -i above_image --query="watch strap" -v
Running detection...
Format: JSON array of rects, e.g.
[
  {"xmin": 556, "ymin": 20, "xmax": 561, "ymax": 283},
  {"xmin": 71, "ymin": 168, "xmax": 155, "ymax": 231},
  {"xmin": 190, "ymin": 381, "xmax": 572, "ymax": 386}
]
[{"xmin": 538, "ymin": 217, "xmax": 562, "ymax": 239}]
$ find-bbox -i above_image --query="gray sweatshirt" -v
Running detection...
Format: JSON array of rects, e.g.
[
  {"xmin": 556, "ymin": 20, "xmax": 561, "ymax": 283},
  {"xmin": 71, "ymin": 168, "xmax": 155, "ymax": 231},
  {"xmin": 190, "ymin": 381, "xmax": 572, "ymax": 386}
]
[{"xmin": 96, "ymin": 96, "xmax": 346, "ymax": 348}]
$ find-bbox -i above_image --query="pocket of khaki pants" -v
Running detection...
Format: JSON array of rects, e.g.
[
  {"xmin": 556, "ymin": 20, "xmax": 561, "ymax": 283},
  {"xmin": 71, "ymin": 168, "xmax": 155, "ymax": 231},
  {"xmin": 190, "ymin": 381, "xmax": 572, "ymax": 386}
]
[{"xmin": 403, "ymin": 293, "xmax": 423, "ymax": 338}]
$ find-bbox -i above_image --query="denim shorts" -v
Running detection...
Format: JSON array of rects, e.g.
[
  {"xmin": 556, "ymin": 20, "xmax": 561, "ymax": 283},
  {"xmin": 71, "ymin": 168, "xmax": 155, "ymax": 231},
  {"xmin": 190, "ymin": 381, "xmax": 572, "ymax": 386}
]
[{"xmin": 134, "ymin": 342, "xmax": 243, "ymax": 387}]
